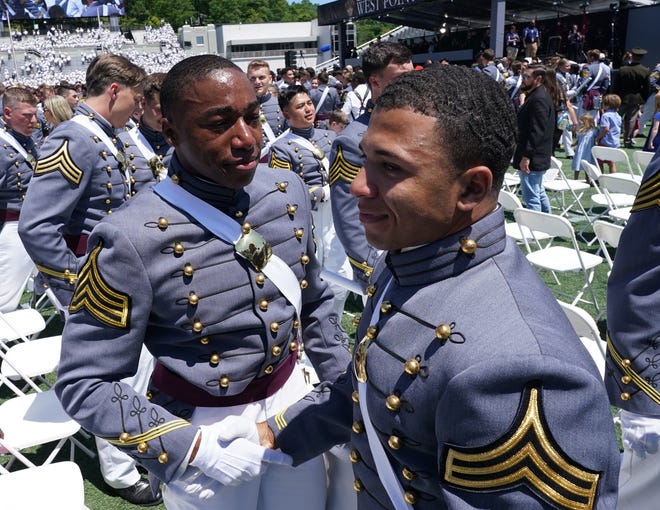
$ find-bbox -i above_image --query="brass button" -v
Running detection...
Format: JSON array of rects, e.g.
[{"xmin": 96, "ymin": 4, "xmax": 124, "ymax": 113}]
[
  {"xmin": 435, "ymin": 323, "xmax": 452, "ymax": 340},
  {"xmin": 192, "ymin": 320, "xmax": 203, "ymax": 333},
  {"xmin": 294, "ymin": 228, "xmax": 304, "ymax": 239},
  {"xmin": 622, "ymin": 359, "xmax": 631, "ymax": 367},
  {"xmin": 293, "ymin": 319, "xmax": 300, "ymax": 329},
  {"xmin": 621, "ymin": 375, "xmax": 631, "ymax": 384},
  {"xmin": 137, "ymin": 442, "xmax": 148, "ymax": 453},
  {"xmin": 68, "ymin": 277, "xmax": 76, "ymax": 285},
  {"xmin": 404, "ymin": 359, "xmax": 420, "ymax": 376},
  {"xmin": 300, "ymin": 255, "xmax": 310, "ymax": 265},
  {"xmin": 388, "ymin": 435, "xmax": 401, "ymax": 450},
  {"xmin": 174, "ymin": 242, "xmax": 184, "ymax": 255},
  {"xmin": 106, "ymin": 182, "xmax": 113, "ymax": 189},
  {"xmin": 200, "ymin": 336, "xmax": 210, "ymax": 345},
  {"xmin": 259, "ymin": 299, "xmax": 268, "ymax": 311},
  {"xmin": 188, "ymin": 292, "xmax": 199, "ymax": 305},
  {"xmin": 386, "ymin": 394, "xmax": 401, "ymax": 411},
  {"xmin": 366, "ymin": 285, "xmax": 376, "ymax": 297},
  {"xmin": 351, "ymin": 390, "xmax": 359, "ymax": 403},
  {"xmin": 352, "ymin": 421, "xmax": 364, "ymax": 434},
  {"xmin": 353, "ymin": 479, "xmax": 363, "ymax": 492},
  {"xmin": 460, "ymin": 238, "xmax": 477, "ymax": 254},
  {"xmin": 256, "ymin": 274, "xmax": 266, "ymax": 285},
  {"xmin": 621, "ymin": 392, "xmax": 631, "ymax": 401},
  {"xmin": 277, "ymin": 181, "xmax": 288, "ymax": 191},
  {"xmin": 119, "ymin": 432, "xmax": 130, "ymax": 443},
  {"xmin": 158, "ymin": 452, "xmax": 169, "ymax": 464},
  {"xmin": 107, "ymin": 210, "xmax": 113, "ymax": 214},
  {"xmin": 404, "ymin": 491, "xmax": 417, "ymax": 504},
  {"xmin": 349, "ymin": 449, "xmax": 361, "ymax": 463},
  {"xmin": 210, "ymin": 353, "xmax": 220, "ymax": 365},
  {"xmin": 289, "ymin": 341, "xmax": 298, "ymax": 352},
  {"xmin": 264, "ymin": 365, "xmax": 274, "ymax": 374},
  {"xmin": 270, "ymin": 322, "xmax": 279, "ymax": 333},
  {"xmin": 300, "ymin": 279, "xmax": 308, "ymax": 289},
  {"xmin": 64, "ymin": 269, "xmax": 71, "ymax": 276},
  {"xmin": 402, "ymin": 467, "xmax": 415, "ymax": 481},
  {"xmin": 219, "ymin": 376, "xmax": 230, "ymax": 388},
  {"xmin": 171, "ymin": 174, "xmax": 180, "ymax": 184},
  {"xmin": 287, "ymin": 204, "xmax": 297, "ymax": 215},
  {"xmin": 235, "ymin": 210, "xmax": 243, "ymax": 218},
  {"xmin": 105, "ymin": 198, "xmax": 111, "ymax": 204},
  {"xmin": 146, "ymin": 391, "xmax": 152, "ymax": 400},
  {"xmin": 183, "ymin": 263, "xmax": 194, "ymax": 277},
  {"xmin": 365, "ymin": 326, "xmax": 377, "ymax": 340},
  {"xmin": 242, "ymin": 222, "xmax": 251, "ymax": 234},
  {"xmin": 380, "ymin": 301, "xmax": 392, "ymax": 314},
  {"xmin": 157, "ymin": 217, "xmax": 169, "ymax": 229},
  {"xmin": 271, "ymin": 345, "xmax": 282, "ymax": 356}
]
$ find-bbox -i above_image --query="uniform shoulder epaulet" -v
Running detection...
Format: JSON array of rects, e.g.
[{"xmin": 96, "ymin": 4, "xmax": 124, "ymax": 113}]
[
  {"xmin": 444, "ymin": 383, "xmax": 600, "ymax": 510},
  {"xmin": 329, "ymin": 145, "xmax": 361, "ymax": 185},
  {"xmin": 34, "ymin": 140, "xmax": 84, "ymax": 185}
]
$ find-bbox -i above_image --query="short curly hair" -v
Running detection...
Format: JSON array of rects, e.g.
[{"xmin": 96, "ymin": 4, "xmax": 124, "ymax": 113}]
[{"xmin": 375, "ymin": 65, "xmax": 517, "ymax": 191}]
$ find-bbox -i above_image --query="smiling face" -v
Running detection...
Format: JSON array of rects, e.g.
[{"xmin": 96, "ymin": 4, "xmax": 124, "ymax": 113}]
[
  {"xmin": 162, "ymin": 69, "xmax": 262, "ymax": 189},
  {"xmin": 282, "ymin": 92, "xmax": 315, "ymax": 129},
  {"xmin": 247, "ymin": 65, "xmax": 272, "ymax": 97},
  {"xmin": 351, "ymin": 108, "xmax": 469, "ymax": 251}
]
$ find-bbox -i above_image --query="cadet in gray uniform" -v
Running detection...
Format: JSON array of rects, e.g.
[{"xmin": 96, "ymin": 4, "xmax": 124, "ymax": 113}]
[
  {"xmin": 18, "ymin": 55, "xmax": 160, "ymax": 507},
  {"xmin": 605, "ymin": 153, "xmax": 660, "ymax": 510},
  {"xmin": 577, "ymin": 49, "xmax": 611, "ymax": 118},
  {"xmin": 328, "ymin": 42, "xmax": 412, "ymax": 290},
  {"xmin": 262, "ymin": 65, "xmax": 620, "ymax": 510},
  {"xmin": 247, "ymin": 59, "xmax": 287, "ymax": 159},
  {"xmin": 118, "ymin": 72, "xmax": 172, "ymax": 195},
  {"xmin": 311, "ymin": 71, "xmax": 341, "ymax": 128},
  {"xmin": 0, "ymin": 87, "xmax": 38, "ymax": 312},
  {"xmin": 54, "ymin": 55, "xmax": 351, "ymax": 510}
]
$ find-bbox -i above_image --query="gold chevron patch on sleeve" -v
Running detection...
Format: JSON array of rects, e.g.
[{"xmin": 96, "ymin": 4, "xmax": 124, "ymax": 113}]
[
  {"xmin": 329, "ymin": 146, "xmax": 361, "ymax": 185},
  {"xmin": 69, "ymin": 240, "xmax": 131, "ymax": 329},
  {"xmin": 269, "ymin": 151, "xmax": 292, "ymax": 170},
  {"xmin": 34, "ymin": 140, "xmax": 84, "ymax": 185},
  {"xmin": 631, "ymin": 170, "xmax": 660, "ymax": 212},
  {"xmin": 444, "ymin": 384, "xmax": 600, "ymax": 510}
]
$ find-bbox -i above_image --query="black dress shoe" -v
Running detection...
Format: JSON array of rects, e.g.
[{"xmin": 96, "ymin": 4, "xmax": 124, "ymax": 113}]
[{"xmin": 113, "ymin": 479, "xmax": 163, "ymax": 507}]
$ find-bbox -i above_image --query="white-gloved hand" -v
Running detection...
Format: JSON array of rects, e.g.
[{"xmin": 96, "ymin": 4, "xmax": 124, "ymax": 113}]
[{"xmin": 189, "ymin": 416, "xmax": 292, "ymax": 486}]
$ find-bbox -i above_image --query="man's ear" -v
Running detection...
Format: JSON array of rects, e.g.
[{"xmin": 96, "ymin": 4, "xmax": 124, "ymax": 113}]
[
  {"xmin": 161, "ymin": 117, "xmax": 176, "ymax": 146},
  {"xmin": 456, "ymin": 166, "xmax": 493, "ymax": 212},
  {"xmin": 281, "ymin": 109, "xmax": 290, "ymax": 121}
]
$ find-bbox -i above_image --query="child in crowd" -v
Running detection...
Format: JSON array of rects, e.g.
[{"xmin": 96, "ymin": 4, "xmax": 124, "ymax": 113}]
[
  {"xmin": 328, "ymin": 110, "xmax": 349, "ymax": 134},
  {"xmin": 643, "ymin": 93, "xmax": 660, "ymax": 152},
  {"xmin": 595, "ymin": 94, "xmax": 622, "ymax": 173},
  {"xmin": 572, "ymin": 113, "xmax": 598, "ymax": 179}
]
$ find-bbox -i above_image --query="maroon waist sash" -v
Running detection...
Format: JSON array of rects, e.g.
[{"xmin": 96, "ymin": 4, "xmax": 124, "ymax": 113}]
[
  {"xmin": 151, "ymin": 349, "xmax": 298, "ymax": 407},
  {"xmin": 64, "ymin": 234, "xmax": 89, "ymax": 256},
  {"xmin": 0, "ymin": 209, "xmax": 20, "ymax": 222}
]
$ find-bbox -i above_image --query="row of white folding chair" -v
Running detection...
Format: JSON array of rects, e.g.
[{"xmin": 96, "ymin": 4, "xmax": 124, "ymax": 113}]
[
  {"xmin": 592, "ymin": 220, "xmax": 624, "ymax": 271},
  {"xmin": 498, "ymin": 190, "xmax": 551, "ymax": 250},
  {"xmin": 557, "ymin": 300, "xmax": 607, "ymax": 379},
  {"xmin": 632, "ymin": 149, "xmax": 654, "ymax": 176},
  {"xmin": 581, "ymin": 161, "xmax": 638, "ymax": 227},
  {"xmin": 513, "ymin": 208, "xmax": 603, "ymax": 314},
  {"xmin": 0, "ymin": 458, "xmax": 89, "ymax": 509},
  {"xmin": 542, "ymin": 157, "xmax": 591, "ymax": 222},
  {"xmin": 0, "ymin": 308, "xmax": 46, "ymax": 352},
  {"xmin": 591, "ymin": 146, "xmax": 642, "ymax": 180}
]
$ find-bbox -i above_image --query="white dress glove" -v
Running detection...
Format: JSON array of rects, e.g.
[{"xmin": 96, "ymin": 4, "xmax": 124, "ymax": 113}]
[{"xmin": 189, "ymin": 416, "xmax": 292, "ymax": 487}]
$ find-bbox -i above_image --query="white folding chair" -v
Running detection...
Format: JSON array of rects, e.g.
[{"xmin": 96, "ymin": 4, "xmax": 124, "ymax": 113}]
[
  {"xmin": 0, "ymin": 460, "xmax": 89, "ymax": 510},
  {"xmin": 599, "ymin": 174, "xmax": 640, "ymax": 224},
  {"xmin": 502, "ymin": 170, "xmax": 521, "ymax": 193},
  {"xmin": 0, "ymin": 335, "xmax": 62, "ymax": 391},
  {"xmin": 592, "ymin": 220, "xmax": 624, "ymax": 270},
  {"xmin": 591, "ymin": 146, "xmax": 640, "ymax": 179},
  {"xmin": 0, "ymin": 308, "xmax": 46, "ymax": 351},
  {"xmin": 514, "ymin": 208, "xmax": 603, "ymax": 314},
  {"xmin": 498, "ymin": 190, "xmax": 551, "ymax": 250},
  {"xmin": 542, "ymin": 157, "xmax": 591, "ymax": 223},
  {"xmin": 557, "ymin": 300, "xmax": 607, "ymax": 379},
  {"xmin": 632, "ymin": 149, "xmax": 654, "ymax": 176}
]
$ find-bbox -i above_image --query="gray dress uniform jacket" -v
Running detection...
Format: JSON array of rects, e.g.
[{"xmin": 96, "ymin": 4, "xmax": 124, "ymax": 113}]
[
  {"xmin": 270, "ymin": 207, "xmax": 620, "ymax": 509},
  {"xmin": 267, "ymin": 126, "xmax": 334, "ymax": 210},
  {"xmin": 118, "ymin": 120, "xmax": 173, "ymax": 195},
  {"xmin": 0, "ymin": 120, "xmax": 37, "ymax": 222},
  {"xmin": 258, "ymin": 92, "xmax": 287, "ymax": 148},
  {"xmin": 54, "ymin": 158, "xmax": 351, "ymax": 483},
  {"xmin": 18, "ymin": 102, "xmax": 130, "ymax": 306},
  {"xmin": 605, "ymin": 155, "xmax": 660, "ymax": 415},
  {"xmin": 328, "ymin": 102, "xmax": 380, "ymax": 289}
]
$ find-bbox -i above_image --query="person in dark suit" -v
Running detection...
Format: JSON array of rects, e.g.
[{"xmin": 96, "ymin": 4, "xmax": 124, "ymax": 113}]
[
  {"xmin": 613, "ymin": 47, "xmax": 650, "ymax": 148},
  {"xmin": 513, "ymin": 64, "xmax": 555, "ymax": 212}
]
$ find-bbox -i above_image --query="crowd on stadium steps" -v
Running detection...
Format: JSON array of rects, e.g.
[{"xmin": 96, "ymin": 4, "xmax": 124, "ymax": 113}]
[{"xmin": 0, "ymin": 27, "xmax": 659, "ymax": 509}]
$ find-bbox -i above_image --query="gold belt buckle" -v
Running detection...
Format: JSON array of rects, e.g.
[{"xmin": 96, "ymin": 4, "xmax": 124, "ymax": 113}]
[{"xmin": 234, "ymin": 226, "xmax": 272, "ymax": 271}]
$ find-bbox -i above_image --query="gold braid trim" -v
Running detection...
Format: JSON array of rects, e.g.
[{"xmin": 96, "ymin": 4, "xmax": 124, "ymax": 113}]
[
  {"xmin": 36, "ymin": 264, "xmax": 77, "ymax": 282},
  {"xmin": 607, "ymin": 333, "xmax": 660, "ymax": 405},
  {"xmin": 273, "ymin": 407, "xmax": 289, "ymax": 431},
  {"xmin": 106, "ymin": 419, "xmax": 192, "ymax": 446},
  {"xmin": 34, "ymin": 140, "xmax": 84, "ymax": 185},
  {"xmin": 69, "ymin": 240, "xmax": 130, "ymax": 329},
  {"xmin": 444, "ymin": 385, "xmax": 600, "ymax": 510},
  {"xmin": 329, "ymin": 146, "xmax": 360, "ymax": 185},
  {"xmin": 347, "ymin": 256, "xmax": 373, "ymax": 277},
  {"xmin": 269, "ymin": 151, "xmax": 291, "ymax": 170},
  {"xmin": 630, "ymin": 170, "xmax": 660, "ymax": 212}
]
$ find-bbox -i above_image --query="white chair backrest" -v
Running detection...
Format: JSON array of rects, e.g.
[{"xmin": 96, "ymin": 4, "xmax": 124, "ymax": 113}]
[
  {"xmin": 632, "ymin": 150, "xmax": 654, "ymax": 175},
  {"xmin": 598, "ymin": 174, "xmax": 640, "ymax": 196},
  {"xmin": 591, "ymin": 146, "xmax": 635, "ymax": 175},
  {"xmin": 593, "ymin": 220, "xmax": 624, "ymax": 268},
  {"xmin": 498, "ymin": 189, "xmax": 523, "ymax": 211},
  {"xmin": 514, "ymin": 209, "xmax": 573, "ymax": 240},
  {"xmin": 557, "ymin": 300, "xmax": 606, "ymax": 379},
  {"xmin": 550, "ymin": 156, "xmax": 563, "ymax": 170},
  {"xmin": 542, "ymin": 166, "xmax": 560, "ymax": 181},
  {"xmin": 581, "ymin": 160, "xmax": 601, "ymax": 181},
  {"xmin": 0, "ymin": 309, "xmax": 46, "ymax": 347}
]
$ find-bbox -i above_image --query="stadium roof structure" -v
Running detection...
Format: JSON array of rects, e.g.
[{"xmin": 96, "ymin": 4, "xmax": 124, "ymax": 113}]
[{"xmin": 317, "ymin": 0, "xmax": 657, "ymax": 31}]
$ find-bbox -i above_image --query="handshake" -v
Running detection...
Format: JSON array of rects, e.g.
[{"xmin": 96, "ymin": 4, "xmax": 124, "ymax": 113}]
[{"xmin": 179, "ymin": 416, "xmax": 285, "ymax": 499}]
